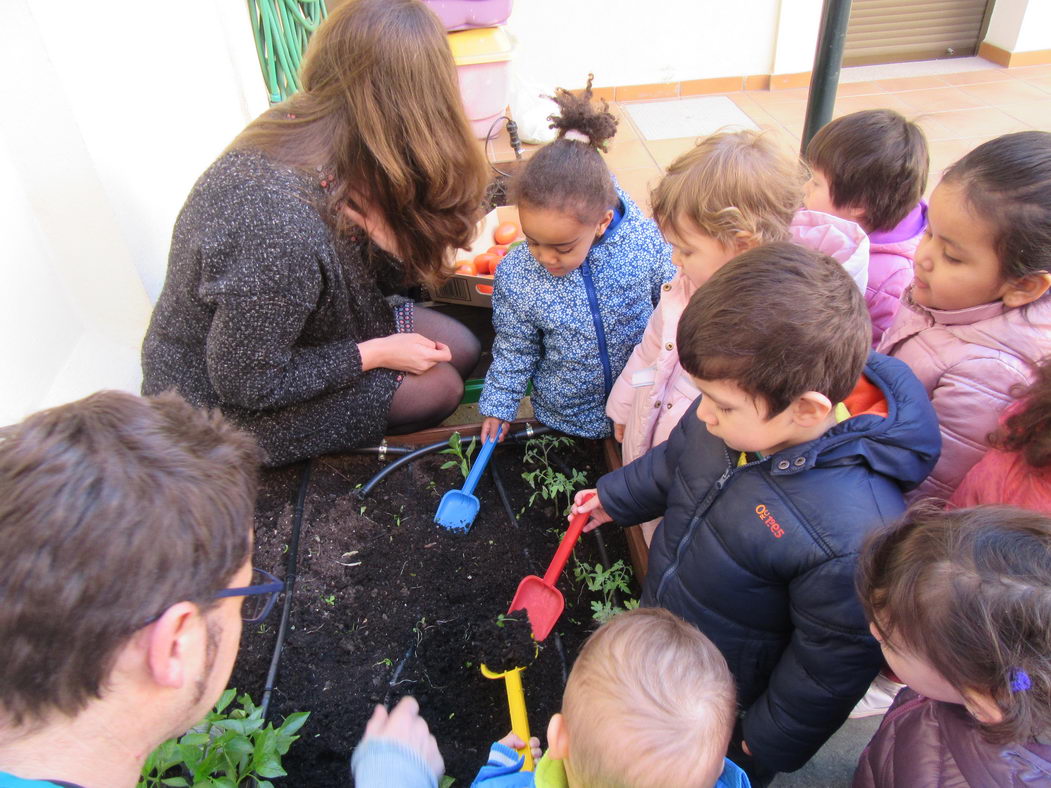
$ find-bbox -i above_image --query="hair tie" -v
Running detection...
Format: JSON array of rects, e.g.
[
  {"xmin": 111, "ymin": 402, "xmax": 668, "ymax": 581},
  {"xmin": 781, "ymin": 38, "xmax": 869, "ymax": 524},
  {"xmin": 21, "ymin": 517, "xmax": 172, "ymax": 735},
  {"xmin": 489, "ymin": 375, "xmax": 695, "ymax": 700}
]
[
  {"xmin": 1010, "ymin": 668, "xmax": 1032, "ymax": 692},
  {"xmin": 563, "ymin": 129, "xmax": 590, "ymax": 144}
]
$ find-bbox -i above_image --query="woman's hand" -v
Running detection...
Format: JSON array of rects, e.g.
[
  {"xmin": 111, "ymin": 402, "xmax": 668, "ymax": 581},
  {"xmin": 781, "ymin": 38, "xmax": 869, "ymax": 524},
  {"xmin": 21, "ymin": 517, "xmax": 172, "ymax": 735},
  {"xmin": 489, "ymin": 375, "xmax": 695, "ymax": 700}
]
[
  {"xmin": 358, "ymin": 334, "xmax": 452, "ymax": 374},
  {"xmin": 343, "ymin": 202, "xmax": 401, "ymax": 260},
  {"xmin": 481, "ymin": 417, "xmax": 510, "ymax": 444},
  {"xmin": 571, "ymin": 489, "xmax": 612, "ymax": 532}
]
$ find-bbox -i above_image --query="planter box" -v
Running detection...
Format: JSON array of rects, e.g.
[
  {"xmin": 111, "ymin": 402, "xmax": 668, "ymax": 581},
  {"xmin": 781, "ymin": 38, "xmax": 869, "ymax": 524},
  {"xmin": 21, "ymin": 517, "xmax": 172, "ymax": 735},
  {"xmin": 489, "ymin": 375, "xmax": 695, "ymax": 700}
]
[{"xmin": 434, "ymin": 204, "xmax": 521, "ymax": 309}]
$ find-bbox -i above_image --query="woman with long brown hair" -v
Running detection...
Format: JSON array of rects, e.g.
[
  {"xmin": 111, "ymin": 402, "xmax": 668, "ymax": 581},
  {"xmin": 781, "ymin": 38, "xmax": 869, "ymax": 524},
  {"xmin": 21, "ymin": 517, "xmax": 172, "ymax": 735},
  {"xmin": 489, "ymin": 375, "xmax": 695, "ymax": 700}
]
[{"xmin": 142, "ymin": 0, "xmax": 488, "ymax": 465}]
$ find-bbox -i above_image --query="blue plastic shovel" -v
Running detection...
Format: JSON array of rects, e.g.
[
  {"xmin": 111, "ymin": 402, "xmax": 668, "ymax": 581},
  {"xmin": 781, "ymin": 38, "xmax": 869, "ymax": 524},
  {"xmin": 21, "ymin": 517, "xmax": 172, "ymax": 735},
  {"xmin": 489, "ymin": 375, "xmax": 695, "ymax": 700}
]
[{"xmin": 434, "ymin": 436, "xmax": 498, "ymax": 531}]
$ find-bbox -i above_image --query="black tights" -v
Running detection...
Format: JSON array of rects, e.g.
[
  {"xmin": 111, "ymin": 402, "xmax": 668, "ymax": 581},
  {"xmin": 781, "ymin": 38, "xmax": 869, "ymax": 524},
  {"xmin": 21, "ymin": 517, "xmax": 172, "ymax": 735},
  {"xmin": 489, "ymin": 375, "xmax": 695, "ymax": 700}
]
[{"xmin": 386, "ymin": 306, "xmax": 480, "ymax": 434}]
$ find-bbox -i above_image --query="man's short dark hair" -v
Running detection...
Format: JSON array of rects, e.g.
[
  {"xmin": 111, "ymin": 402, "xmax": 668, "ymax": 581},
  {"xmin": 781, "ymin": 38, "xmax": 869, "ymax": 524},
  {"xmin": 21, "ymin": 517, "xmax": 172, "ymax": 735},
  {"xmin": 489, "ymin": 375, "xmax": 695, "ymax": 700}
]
[
  {"xmin": 806, "ymin": 109, "xmax": 929, "ymax": 232},
  {"xmin": 0, "ymin": 391, "xmax": 261, "ymax": 726},
  {"xmin": 677, "ymin": 242, "xmax": 870, "ymax": 417}
]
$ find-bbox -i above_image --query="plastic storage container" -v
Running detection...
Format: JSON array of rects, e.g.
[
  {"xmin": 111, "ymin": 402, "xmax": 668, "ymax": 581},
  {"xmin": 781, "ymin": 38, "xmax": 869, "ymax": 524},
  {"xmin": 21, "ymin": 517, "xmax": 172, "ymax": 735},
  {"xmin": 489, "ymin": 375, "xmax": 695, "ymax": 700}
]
[
  {"xmin": 448, "ymin": 27, "xmax": 514, "ymax": 139},
  {"xmin": 423, "ymin": 0, "xmax": 513, "ymax": 31},
  {"xmin": 434, "ymin": 205, "xmax": 521, "ymax": 308}
]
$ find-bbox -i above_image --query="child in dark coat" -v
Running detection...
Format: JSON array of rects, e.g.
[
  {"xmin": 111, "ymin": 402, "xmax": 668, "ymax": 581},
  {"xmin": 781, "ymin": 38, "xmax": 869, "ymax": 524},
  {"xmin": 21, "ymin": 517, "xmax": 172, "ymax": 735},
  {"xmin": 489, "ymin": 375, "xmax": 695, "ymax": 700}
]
[
  {"xmin": 853, "ymin": 505, "xmax": 1051, "ymax": 786},
  {"xmin": 572, "ymin": 243, "xmax": 940, "ymax": 785}
]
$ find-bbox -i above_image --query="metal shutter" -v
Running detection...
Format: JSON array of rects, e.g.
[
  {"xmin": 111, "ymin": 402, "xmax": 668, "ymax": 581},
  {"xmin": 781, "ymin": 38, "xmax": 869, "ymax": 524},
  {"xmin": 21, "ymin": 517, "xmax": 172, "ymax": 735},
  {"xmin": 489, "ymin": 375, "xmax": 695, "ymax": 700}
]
[{"xmin": 843, "ymin": 0, "xmax": 994, "ymax": 67}]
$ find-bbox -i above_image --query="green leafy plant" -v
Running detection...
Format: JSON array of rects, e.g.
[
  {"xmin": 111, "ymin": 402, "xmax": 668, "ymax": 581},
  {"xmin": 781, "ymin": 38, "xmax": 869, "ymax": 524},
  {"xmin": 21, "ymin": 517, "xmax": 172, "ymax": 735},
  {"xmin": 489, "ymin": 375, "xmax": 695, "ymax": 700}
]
[
  {"xmin": 321, "ymin": 594, "xmax": 336, "ymax": 606},
  {"xmin": 521, "ymin": 436, "xmax": 585, "ymax": 516},
  {"xmin": 138, "ymin": 689, "xmax": 308, "ymax": 788},
  {"xmin": 439, "ymin": 431, "xmax": 477, "ymax": 480},
  {"xmin": 572, "ymin": 559, "xmax": 639, "ymax": 624}
]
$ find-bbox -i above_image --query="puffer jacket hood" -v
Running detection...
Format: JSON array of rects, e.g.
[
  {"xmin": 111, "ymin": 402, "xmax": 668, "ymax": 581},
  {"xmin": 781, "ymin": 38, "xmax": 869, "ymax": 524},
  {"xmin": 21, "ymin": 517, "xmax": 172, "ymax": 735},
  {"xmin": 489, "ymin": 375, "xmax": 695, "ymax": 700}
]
[
  {"xmin": 878, "ymin": 291, "xmax": 1051, "ymax": 500},
  {"xmin": 597, "ymin": 352, "xmax": 939, "ymax": 774},
  {"xmin": 854, "ymin": 689, "xmax": 1051, "ymax": 787}
]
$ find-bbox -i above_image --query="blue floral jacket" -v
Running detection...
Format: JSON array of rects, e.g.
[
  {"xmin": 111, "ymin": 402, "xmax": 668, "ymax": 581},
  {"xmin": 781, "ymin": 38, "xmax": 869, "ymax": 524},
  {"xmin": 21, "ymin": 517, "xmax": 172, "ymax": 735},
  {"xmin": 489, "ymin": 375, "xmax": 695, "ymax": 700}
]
[{"xmin": 479, "ymin": 186, "xmax": 674, "ymax": 438}]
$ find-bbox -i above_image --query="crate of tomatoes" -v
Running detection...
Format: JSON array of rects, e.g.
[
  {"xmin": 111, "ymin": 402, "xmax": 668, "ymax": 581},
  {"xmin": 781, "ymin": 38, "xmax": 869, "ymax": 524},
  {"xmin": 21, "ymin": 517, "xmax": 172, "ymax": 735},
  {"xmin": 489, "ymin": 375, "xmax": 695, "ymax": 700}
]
[{"xmin": 433, "ymin": 205, "xmax": 524, "ymax": 308}]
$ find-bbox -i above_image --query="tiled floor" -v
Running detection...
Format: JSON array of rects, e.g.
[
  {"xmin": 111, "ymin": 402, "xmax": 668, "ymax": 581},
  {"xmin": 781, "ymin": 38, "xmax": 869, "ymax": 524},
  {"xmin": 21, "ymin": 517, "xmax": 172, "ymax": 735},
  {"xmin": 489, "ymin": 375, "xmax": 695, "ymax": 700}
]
[{"xmin": 485, "ymin": 58, "xmax": 1051, "ymax": 211}]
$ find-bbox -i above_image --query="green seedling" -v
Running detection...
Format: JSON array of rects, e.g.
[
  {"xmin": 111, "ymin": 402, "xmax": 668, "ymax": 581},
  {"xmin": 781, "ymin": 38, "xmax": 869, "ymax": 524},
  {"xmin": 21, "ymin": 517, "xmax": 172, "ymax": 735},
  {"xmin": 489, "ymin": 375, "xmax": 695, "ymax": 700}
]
[
  {"xmin": 374, "ymin": 657, "xmax": 393, "ymax": 668},
  {"xmin": 494, "ymin": 612, "xmax": 521, "ymax": 628},
  {"xmin": 439, "ymin": 431, "xmax": 477, "ymax": 480},
  {"xmin": 138, "ymin": 689, "xmax": 308, "ymax": 788},
  {"xmin": 257, "ymin": 623, "xmax": 271, "ymax": 635},
  {"xmin": 521, "ymin": 436, "xmax": 586, "ymax": 516},
  {"xmin": 573, "ymin": 559, "xmax": 640, "ymax": 624},
  {"xmin": 321, "ymin": 594, "xmax": 336, "ymax": 606}
]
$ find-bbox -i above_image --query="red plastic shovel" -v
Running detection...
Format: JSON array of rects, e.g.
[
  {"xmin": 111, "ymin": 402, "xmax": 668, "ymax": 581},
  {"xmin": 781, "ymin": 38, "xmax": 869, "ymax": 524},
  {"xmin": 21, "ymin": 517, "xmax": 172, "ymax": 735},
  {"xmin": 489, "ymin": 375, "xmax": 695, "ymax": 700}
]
[{"xmin": 508, "ymin": 493, "xmax": 594, "ymax": 641}]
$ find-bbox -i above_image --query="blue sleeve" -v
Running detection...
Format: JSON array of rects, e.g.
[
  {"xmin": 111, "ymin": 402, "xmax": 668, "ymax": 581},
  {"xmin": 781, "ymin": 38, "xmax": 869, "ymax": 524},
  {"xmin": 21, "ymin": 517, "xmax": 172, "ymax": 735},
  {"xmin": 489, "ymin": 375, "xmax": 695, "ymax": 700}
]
[
  {"xmin": 470, "ymin": 742, "xmax": 534, "ymax": 787},
  {"xmin": 350, "ymin": 738, "xmax": 437, "ymax": 788},
  {"xmin": 479, "ymin": 262, "xmax": 542, "ymax": 423}
]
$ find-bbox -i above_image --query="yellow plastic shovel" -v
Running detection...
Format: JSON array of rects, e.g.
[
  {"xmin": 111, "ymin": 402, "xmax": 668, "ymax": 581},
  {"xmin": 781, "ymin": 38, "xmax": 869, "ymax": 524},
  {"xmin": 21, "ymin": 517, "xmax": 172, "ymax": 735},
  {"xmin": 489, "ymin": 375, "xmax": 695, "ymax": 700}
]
[{"xmin": 480, "ymin": 663, "xmax": 534, "ymax": 771}]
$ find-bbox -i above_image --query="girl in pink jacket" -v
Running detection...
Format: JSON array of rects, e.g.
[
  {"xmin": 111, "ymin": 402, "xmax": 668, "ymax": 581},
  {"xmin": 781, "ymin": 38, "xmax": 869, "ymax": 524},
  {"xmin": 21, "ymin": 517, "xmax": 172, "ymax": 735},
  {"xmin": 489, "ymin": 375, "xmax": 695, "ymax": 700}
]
[
  {"xmin": 605, "ymin": 130, "xmax": 868, "ymax": 542},
  {"xmin": 950, "ymin": 357, "xmax": 1051, "ymax": 514},
  {"xmin": 877, "ymin": 132, "xmax": 1051, "ymax": 502},
  {"xmin": 804, "ymin": 110, "xmax": 930, "ymax": 348}
]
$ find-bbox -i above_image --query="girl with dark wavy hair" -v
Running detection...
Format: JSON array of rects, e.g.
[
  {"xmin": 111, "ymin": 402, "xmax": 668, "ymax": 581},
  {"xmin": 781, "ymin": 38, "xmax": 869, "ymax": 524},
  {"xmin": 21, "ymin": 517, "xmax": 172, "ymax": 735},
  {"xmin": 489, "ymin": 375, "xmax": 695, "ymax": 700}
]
[{"xmin": 142, "ymin": 0, "xmax": 487, "ymax": 465}]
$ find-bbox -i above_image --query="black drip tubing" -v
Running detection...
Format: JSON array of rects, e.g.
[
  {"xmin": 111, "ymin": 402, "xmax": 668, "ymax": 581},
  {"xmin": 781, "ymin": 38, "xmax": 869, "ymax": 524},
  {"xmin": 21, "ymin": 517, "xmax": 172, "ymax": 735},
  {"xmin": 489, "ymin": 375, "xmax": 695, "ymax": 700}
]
[{"xmin": 261, "ymin": 458, "xmax": 312, "ymax": 721}]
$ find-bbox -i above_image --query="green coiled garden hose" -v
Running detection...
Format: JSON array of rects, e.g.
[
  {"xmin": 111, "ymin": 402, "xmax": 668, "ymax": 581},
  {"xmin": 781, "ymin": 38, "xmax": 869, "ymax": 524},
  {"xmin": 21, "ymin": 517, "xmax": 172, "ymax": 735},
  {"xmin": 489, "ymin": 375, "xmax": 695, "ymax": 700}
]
[{"xmin": 247, "ymin": 0, "xmax": 327, "ymax": 103}]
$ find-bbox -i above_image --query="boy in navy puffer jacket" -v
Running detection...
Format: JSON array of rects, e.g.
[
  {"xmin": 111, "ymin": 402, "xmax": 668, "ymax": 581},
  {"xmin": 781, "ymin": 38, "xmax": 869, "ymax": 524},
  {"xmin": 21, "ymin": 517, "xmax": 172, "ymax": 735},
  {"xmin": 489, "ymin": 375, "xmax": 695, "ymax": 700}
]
[{"xmin": 573, "ymin": 243, "xmax": 940, "ymax": 786}]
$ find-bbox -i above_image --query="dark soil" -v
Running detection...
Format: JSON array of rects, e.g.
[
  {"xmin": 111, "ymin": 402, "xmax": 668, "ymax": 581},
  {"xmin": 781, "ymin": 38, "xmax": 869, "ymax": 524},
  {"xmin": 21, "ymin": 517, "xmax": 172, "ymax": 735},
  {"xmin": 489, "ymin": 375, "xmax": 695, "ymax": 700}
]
[{"xmin": 229, "ymin": 436, "xmax": 638, "ymax": 786}]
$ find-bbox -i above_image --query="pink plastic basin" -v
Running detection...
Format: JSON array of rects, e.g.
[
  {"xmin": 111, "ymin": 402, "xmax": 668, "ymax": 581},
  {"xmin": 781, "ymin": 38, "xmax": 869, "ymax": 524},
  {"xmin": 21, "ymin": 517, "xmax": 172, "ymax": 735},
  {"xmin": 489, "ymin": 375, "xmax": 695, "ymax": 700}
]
[
  {"xmin": 448, "ymin": 27, "xmax": 513, "ymax": 139},
  {"xmin": 423, "ymin": 0, "xmax": 513, "ymax": 31}
]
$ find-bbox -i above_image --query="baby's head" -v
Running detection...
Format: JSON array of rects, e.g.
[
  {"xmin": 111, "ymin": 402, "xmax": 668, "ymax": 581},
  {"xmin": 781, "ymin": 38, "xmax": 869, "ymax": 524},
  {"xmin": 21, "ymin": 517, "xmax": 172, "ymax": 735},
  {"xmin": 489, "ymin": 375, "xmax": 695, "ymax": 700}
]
[
  {"xmin": 652, "ymin": 130, "xmax": 804, "ymax": 288},
  {"xmin": 858, "ymin": 504, "xmax": 1051, "ymax": 744},
  {"xmin": 548, "ymin": 608, "xmax": 736, "ymax": 788},
  {"xmin": 804, "ymin": 109, "xmax": 928, "ymax": 233},
  {"xmin": 913, "ymin": 130, "xmax": 1051, "ymax": 312},
  {"xmin": 511, "ymin": 75, "xmax": 619, "ymax": 277},
  {"xmin": 676, "ymin": 242, "xmax": 870, "ymax": 455}
]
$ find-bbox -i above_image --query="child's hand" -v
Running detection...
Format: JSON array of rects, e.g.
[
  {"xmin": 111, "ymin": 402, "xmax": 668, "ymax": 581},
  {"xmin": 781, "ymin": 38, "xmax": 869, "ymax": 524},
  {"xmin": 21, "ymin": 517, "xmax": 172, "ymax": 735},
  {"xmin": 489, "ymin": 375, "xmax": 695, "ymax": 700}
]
[
  {"xmin": 497, "ymin": 731, "xmax": 543, "ymax": 763},
  {"xmin": 481, "ymin": 417, "xmax": 510, "ymax": 443},
  {"xmin": 572, "ymin": 489, "xmax": 612, "ymax": 532},
  {"xmin": 360, "ymin": 697, "xmax": 444, "ymax": 779},
  {"xmin": 613, "ymin": 423, "xmax": 625, "ymax": 442}
]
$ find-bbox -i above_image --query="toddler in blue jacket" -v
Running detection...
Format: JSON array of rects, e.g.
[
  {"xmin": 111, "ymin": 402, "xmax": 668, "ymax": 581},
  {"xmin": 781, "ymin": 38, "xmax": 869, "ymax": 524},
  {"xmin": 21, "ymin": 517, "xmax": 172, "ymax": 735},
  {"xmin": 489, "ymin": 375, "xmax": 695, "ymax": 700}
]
[
  {"xmin": 471, "ymin": 608, "xmax": 750, "ymax": 788},
  {"xmin": 479, "ymin": 77, "xmax": 674, "ymax": 442},
  {"xmin": 573, "ymin": 243, "xmax": 941, "ymax": 785}
]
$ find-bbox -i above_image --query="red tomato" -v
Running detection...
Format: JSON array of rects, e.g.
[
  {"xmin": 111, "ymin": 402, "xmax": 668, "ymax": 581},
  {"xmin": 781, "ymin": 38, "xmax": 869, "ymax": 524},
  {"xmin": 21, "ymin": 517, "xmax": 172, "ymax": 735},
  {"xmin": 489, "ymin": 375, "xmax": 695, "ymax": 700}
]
[
  {"xmin": 493, "ymin": 222, "xmax": 520, "ymax": 246},
  {"xmin": 473, "ymin": 252, "xmax": 499, "ymax": 275},
  {"xmin": 455, "ymin": 261, "xmax": 478, "ymax": 276},
  {"xmin": 476, "ymin": 284, "xmax": 494, "ymax": 295},
  {"xmin": 487, "ymin": 245, "xmax": 509, "ymax": 258}
]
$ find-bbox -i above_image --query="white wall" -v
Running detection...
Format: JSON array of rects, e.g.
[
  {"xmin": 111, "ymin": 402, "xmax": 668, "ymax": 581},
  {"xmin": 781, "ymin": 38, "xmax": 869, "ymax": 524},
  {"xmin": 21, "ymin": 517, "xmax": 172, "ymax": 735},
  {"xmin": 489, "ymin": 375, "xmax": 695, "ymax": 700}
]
[
  {"xmin": 985, "ymin": 0, "xmax": 1051, "ymax": 54},
  {"xmin": 506, "ymin": 0, "xmax": 815, "ymax": 92},
  {"xmin": 0, "ymin": 0, "xmax": 267, "ymax": 425}
]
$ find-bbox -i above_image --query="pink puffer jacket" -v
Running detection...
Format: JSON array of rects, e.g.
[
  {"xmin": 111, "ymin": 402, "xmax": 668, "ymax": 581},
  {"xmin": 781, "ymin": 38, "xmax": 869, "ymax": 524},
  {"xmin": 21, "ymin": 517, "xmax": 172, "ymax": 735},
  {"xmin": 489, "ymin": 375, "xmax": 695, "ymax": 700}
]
[
  {"xmin": 867, "ymin": 202, "xmax": 926, "ymax": 348},
  {"xmin": 854, "ymin": 688, "xmax": 1051, "ymax": 787},
  {"xmin": 877, "ymin": 293, "xmax": 1051, "ymax": 501},
  {"xmin": 950, "ymin": 448, "xmax": 1051, "ymax": 514},
  {"xmin": 607, "ymin": 210, "xmax": 869, "ymax": 464}
]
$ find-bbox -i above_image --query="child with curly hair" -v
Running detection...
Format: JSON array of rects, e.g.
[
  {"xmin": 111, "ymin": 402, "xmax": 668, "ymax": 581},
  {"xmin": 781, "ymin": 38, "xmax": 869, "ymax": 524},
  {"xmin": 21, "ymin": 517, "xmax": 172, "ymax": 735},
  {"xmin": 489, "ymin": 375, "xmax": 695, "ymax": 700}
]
[{"xmin": 479, "ymin": 77, "xmax": 674, "ymax": 442}]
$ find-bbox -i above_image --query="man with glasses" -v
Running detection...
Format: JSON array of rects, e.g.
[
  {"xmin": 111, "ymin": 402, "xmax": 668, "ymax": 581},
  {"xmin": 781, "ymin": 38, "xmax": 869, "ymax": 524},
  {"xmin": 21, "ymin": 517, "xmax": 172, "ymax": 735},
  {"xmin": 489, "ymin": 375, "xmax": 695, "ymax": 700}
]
[{"xmin": 0, "ymin": 391, "xmax": 442, "ymax": 788}]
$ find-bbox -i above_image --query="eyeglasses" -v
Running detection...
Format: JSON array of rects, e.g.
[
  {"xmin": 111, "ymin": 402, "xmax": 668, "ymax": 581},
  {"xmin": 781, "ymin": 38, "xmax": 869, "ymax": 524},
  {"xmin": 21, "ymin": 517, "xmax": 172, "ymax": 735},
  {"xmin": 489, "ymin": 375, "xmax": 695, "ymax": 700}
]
[
  {"xmin": 138, "ymin": 568, "xmax": 284, "ymax": 629},
  {"xmin": 218, "ymin": 567, "xmax": 284, "ymax": 623}
]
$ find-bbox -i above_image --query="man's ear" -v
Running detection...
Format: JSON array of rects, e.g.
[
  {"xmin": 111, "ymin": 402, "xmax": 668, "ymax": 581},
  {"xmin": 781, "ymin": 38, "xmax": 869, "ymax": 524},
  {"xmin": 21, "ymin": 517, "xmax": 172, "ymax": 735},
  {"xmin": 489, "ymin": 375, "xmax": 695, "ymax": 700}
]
[
  {"xmin": 1002, "ymin": 272, "xmax": 1051, "ymax": 308},
  {"xmin": 792, "ymin": 391, "xmax": 833, "ymax": 427},
  {"xmin": 145, "ymin": 601, "xmax": 202, "ymax": 689},
  {"xmin": 547, "ymin": 713, "xmax": 569, "ymax": 760}
]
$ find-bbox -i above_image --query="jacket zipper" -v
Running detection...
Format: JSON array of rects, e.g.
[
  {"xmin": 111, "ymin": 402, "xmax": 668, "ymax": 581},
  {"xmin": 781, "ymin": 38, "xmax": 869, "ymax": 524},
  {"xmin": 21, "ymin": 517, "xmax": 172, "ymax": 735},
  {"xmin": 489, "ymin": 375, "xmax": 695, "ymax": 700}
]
[
  {"xmin": 654, "ymin": 451, "xmax": 766, "ymax": 601},
  {"xmin": 580, "ymin": 260, "xmax": 613, "ymax": 394}
]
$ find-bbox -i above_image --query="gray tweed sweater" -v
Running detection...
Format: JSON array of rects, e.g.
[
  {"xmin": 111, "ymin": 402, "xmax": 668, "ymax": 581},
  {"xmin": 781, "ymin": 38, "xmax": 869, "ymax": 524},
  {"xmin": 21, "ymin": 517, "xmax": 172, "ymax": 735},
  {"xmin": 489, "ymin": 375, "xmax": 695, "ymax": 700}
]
[{"xmin": 142, "ymin": 149, "xmax": 400, "ymax": 466}]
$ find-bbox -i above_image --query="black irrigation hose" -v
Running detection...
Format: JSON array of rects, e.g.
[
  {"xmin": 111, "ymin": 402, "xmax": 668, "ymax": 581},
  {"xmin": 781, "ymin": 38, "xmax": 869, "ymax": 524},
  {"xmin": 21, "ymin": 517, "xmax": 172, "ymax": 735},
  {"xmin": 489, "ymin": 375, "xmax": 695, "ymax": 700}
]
[
  {"xmin": 355, "ymin": 425, "xmax": 552, "ymax": 500},
  {"xmin": 261, "ymin": 458, "xmax": 312, "ymax": 721},
  {"xmin": 490, "ymin": 450, "xmax": 570, "ymax": 687},
  {"xmin": 347, "ymin": 444, "xmax": 416, "ymax": 457}
]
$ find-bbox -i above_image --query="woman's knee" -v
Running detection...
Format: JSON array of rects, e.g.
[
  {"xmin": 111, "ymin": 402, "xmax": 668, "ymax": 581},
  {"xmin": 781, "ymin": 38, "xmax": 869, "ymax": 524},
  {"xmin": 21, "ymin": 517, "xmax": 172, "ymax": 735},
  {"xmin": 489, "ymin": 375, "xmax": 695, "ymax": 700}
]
[
  {"xmin": 387, "ymin": 362, "xmax": 463, "ymax": 432},
  {"xmin": 414, "ymin": 307, "xmax": 480, "ymax": 378}
]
